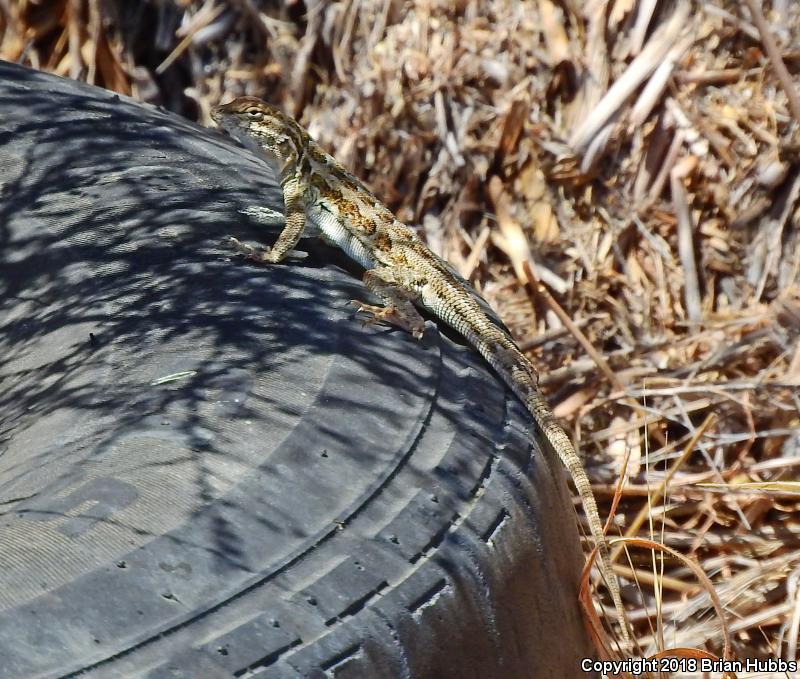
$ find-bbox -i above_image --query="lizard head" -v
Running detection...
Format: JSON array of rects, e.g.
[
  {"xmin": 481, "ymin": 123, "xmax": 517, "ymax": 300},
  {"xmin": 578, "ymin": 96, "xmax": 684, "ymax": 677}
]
[{"xmin": 212, "ymin": 96, "xmax": 306, "ymax": 174}]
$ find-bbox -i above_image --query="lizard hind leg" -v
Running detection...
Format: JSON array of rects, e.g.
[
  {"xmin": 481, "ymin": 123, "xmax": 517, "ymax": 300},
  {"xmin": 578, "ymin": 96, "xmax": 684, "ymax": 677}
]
[{"xmin": 352, "ymin": 267, "xmax": 426, "ymax": 339}]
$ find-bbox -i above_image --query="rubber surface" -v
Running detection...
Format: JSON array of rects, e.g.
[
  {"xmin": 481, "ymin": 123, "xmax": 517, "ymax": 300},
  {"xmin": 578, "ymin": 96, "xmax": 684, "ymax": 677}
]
[{"xmin": 0, "ymin": 61, "xmax": 594, "ymax": 678}]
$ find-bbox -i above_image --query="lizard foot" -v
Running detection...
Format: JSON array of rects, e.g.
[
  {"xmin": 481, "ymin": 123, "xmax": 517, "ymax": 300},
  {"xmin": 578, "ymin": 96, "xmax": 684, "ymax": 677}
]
[
  {"xmin": 227, "ymin": 237, "xmax": 279, "ymax": 264},
  {"xmin": 351, "ymin": 300, "xmax": 425, "ymax": 339}
]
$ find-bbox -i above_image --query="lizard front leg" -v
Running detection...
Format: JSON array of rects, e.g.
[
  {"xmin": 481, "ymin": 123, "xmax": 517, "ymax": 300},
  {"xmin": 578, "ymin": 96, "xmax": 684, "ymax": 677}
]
[
  {"xmin": 353, "ymin": 266, "xmax": 426, "ymax": 339},
  {"xmin": 231, "ymin": 174, "xmax": 307, "ymax": 264}
]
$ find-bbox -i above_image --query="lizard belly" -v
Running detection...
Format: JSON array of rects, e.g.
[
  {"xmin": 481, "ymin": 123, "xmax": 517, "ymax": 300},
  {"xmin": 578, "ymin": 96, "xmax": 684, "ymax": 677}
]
[{"xmin": 307, "ymin": 204, "xmax": 377, "ymax": 270}]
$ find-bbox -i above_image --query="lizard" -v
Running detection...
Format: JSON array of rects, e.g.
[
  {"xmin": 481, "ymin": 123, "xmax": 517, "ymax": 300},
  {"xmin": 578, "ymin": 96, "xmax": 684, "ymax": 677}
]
[{"xmin": 211, "ymin": 96, "xmax": 630, "ymax": 643}]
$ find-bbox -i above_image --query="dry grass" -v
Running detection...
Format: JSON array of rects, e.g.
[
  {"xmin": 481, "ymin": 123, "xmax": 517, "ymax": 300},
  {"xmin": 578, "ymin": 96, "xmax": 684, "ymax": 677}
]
[{"xmin": 3, "ymin": 0, "xmax": 800, "ymax": 672}]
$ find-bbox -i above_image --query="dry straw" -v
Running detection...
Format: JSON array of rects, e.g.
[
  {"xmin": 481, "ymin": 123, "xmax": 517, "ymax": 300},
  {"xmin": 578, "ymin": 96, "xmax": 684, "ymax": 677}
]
[{"xmin": 3, "ymin": 0, "xmax": 799, "ymax": 669}]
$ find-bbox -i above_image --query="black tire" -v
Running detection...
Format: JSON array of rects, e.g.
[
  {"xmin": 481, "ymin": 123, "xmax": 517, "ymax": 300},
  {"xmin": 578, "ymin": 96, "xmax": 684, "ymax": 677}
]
[{"xmin": 0, "ymin": 61, "xmax": 594, "ymax": 678}]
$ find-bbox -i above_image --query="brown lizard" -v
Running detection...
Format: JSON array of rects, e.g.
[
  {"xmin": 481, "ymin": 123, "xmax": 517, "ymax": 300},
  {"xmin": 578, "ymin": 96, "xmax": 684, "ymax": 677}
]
[{"xmin": 212, "ymin": 96, "xmax": 629, "ymax": 642}]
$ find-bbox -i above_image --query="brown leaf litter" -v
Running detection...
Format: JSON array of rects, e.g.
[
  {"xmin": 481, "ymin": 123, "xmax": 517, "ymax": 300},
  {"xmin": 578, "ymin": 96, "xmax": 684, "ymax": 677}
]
[{"xmin": 3, "ymin": 0, "xmax": 799, "ymax": 669}]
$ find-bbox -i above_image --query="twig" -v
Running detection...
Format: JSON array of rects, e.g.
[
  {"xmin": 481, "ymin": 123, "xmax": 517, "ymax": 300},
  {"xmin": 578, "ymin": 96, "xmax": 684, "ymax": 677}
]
[
  {"xmin": 156, "ymin": 3, "xmax": 226, "ymax": 75},
  {"xmin": 742, "ymin": 0, "xmax": 800, "ymax": 125},
  {"xmin": 610, "ymin": 413, "xmax": 716, "ymax": 563},
  {"xmin": 523, "ymin": 262, "xmax": 624, "ymax": 393},
  {"xmin": 670, "ymin": 155, "xmax": 702, "ymax": 323},
  {"xmin": 569, "ymin": 2, "xmax": 692, "ymax": 153}
]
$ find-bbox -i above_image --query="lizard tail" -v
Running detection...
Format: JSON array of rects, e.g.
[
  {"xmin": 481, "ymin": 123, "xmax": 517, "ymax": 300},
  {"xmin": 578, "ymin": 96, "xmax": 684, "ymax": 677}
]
[
  {"xmin": 527, "ymin": 397, "xmax": 631, "ymax": 646},
  {"xmin": 416, "ymin": 269, "xmax": 631, "ymax": 644}
]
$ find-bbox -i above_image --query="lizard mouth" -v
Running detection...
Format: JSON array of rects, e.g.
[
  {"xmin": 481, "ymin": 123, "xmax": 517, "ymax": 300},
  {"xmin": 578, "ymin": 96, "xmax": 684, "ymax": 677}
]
[
  {"xmin": 216, "ymin": 119, "xmax": 273, "ymax": 163},
  {"xmin": 211, "ymin": 112, "xmax": 242, "ymax": 137},
  {"xmin": 211, "ymin": 105, "xmax": 240, "ymax": 128}
]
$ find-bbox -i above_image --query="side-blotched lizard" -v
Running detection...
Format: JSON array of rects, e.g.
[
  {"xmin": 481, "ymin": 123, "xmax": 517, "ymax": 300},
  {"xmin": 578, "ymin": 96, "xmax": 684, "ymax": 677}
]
[{"xmin": 212, "ymin": 96, "xmax": 629, "ymax": 642}]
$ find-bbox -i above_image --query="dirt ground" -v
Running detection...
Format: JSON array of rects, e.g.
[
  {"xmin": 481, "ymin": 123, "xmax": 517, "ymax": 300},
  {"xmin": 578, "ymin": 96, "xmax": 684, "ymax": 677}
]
[{"xmin": 3, "ymin": 0, "xmax": 799, "ymax": 673}]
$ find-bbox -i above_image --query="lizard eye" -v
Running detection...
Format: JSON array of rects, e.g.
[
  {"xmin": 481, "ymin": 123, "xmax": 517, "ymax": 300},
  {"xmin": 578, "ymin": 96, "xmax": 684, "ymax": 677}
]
[{"xmin": 245, "ymin": 109, "xmax": 263, "ymax": 120}]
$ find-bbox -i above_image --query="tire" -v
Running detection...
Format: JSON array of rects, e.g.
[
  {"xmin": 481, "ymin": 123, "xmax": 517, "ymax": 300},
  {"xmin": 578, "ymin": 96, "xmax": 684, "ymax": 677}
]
[{"xmin": 0, "ymin": 61, "xmax": 594, "ymax": 678}]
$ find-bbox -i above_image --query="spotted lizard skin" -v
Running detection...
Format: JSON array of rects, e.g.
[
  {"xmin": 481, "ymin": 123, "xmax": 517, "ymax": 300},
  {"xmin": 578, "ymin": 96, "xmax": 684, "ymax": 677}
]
[{"xmin": 212, "ymin": 96, "xmax": 629, "ymax": 642}]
